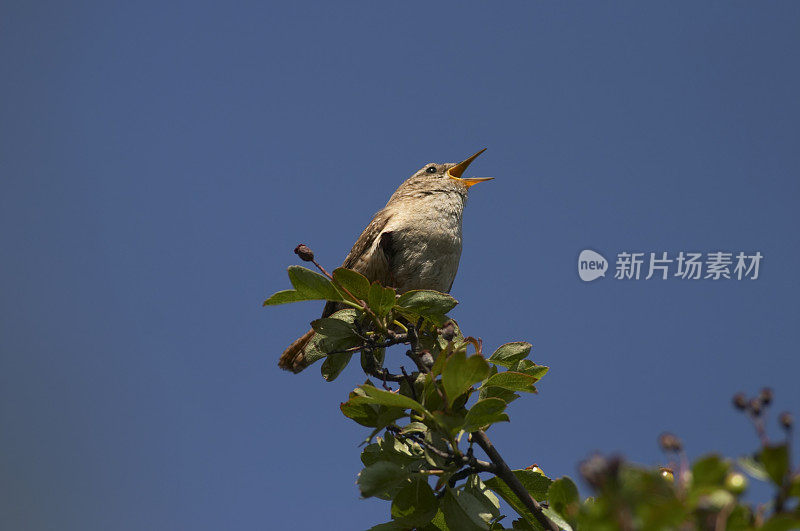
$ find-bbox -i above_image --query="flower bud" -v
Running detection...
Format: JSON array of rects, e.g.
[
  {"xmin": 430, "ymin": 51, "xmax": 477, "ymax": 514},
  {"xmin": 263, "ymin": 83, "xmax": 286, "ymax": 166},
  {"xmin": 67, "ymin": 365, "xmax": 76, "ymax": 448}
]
[
  {"xmin": 659, "ymin": 467, "xmax": 674, "ymax": 482},
  {"xmin": 440, "ymin": 321, "xmax": 456, "ymax": 342},
  {"xmin": 759, "ymin": 387, "xmax": 773, "ymax": 406},
  {"xmin": 579, "ymin": 454, "xmax": 622, "ymax": 490},
  {"xmin": 659, "ymin": 432, "xmax": 683, "ymax": 453},
  {"xmin": 779, "ymin": 411, "xmax": 793, "ymax": 430},
  {"xmin": 294, "ymin": 244, "xmax": 315, "ymax": 262},
  {"xmin": 419, "ymin": 350, "xmax": 434, "ymax": 369},
  {"xmin": 748, "ymin": 398, "xmax": 763, "ymax": 417},
  {"xmin": 724, "ymin": 472, "xmax": 747, "ymax": 495},
  {"xmin": 732, "ymin": 392, "xmax": 748, "ymax": 411}
]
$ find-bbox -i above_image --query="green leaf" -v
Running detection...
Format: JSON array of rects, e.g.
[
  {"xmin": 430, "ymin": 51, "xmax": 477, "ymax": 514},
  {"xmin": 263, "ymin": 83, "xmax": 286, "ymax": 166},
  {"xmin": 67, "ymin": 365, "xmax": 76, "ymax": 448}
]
[
  {"xmin": 487, "ymin": 342, "xmax": 532, "ymax": 368},
  {"xmin": 361, "ymin": 433, "xmax": 421, "ymax": 468},
  {"xmin": 303, "ymin": 309, "xmax": 361, "ymax": 365},
  {"xmin": 430, "ymin": 351, "xmax": 448, "ymax": 378},
  {"xmin": 790, "ymin": 474, "xmax": 800, "ymax": 497},
  {"xmin": 541, "ymin": 508, "xmax": 571, "ymax": 531},
  {"xmin": 442, "ymin": 488, "xmax": 493, "ymax": 530},
  {"xmin": 421, "ymin": 430, "xmax": 452, "ymax": 469},
  {"xmin": 737, "ymin": 455, "xmax": 768, "ymax": 481},
  {"xmin": 321, "ymin": 351, "xmax": 353, "ymax": 381},
  {"xmin": 441, "ymin": 351, "xmax": 491, "ymax": 407},
  {"xmin": 423, "ymin": 510, "xmax": 450, "ymax": 531},
  {"xmin": 509, "ymin": 359, "xmax": 549, "ymax": 379},
  {"xmin": 431, "ymin": 410, "xmax": 467, "ymax": 436},
  {"xmin": 463, "ymin": 398, "xmax": 509, "ymax": 432},
  {"xmin": 760, "ymin": 443, "xmax": 790, "ymax": 485},
  {"xmin": 340, "ymin": 399, "xmax": 377, "ymax": 427},
  {"xmin": 332, "ymin": 267, "xmax": 371, "ymax": 301},
  {"xmin": 368, "ymin": 281, "xmax": 397, "ymax": 317},
  {"xmin": 482, "ymin": 372, "xmax": 538, "ymax": 394},
  {"xmin": 691, "ymin": 454, "xmax": 730, "ymax": 488},
  {"xmin": 358, "ymin": 385, "xmax": 431, "ymax": 417},
  {"xmin": 400, "ymin": 421, "xmax": 429, "ymax": 435},
  {"xmin": 357, "ymin": 461, "xmax": 409, "ymax": 498},
  {"xmin": 485, "ymin": 470, "xmax": 552, "ymax": 528},
  {"xmin": 361, "ymin": 348, "xmax": 385, "ymax": 374},
  {"xmin": 760, "ymin": 514, "xmax": 800, "ymax": 531},
  {"xmin": 391, "ymin": 477, "xmax": 438, "ymax": 527},
  {"xmin": 464, "ymin": 475, "xmax": 501, "ymax": 521},
  {"xmin": 287, "ymin": 265, "xmax": 343, "ymax": 302},
  {"xmin": 340, "ymin": 397, "xmax": 406, "ymax": 429},
  {"xmin": 262, "ymin": 289, "xmax": 310, "ymax": 306},
  {"xmin": 310, "ymin": 314, "xmax": 358, "ymax": 340},
  {"xmin": 396, "ymin": 290, "xmax": 458, "ymax": 317},
  {"xmin": 725, "ymin": 505, "xmax": 754, "ymax": 531},
  {"xmin": 509, "ymin": 470, "xmax": 552, "ymax": 501},
  {"xmin": 478, "ymin": 385, "xmax": 520, "ymax": 405},
  {"xmin": 547, "ymin": 477, "xmax": 579, "ymax": 528}
]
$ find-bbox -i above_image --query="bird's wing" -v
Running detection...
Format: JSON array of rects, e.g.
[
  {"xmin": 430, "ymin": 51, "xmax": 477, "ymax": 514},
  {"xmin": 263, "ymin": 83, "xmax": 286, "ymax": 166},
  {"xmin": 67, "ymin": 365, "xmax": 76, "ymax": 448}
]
[{"xmin": 321, "ymin": 209, "xmax": 393, "ymax": 318}]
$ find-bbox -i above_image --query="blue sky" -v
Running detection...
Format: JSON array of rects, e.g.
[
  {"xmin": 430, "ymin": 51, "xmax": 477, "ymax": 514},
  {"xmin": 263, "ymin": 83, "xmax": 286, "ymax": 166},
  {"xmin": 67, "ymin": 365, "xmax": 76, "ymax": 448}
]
[{"xmin": 1, "ymin": 2, "xmax": 799, "ymax": 529}]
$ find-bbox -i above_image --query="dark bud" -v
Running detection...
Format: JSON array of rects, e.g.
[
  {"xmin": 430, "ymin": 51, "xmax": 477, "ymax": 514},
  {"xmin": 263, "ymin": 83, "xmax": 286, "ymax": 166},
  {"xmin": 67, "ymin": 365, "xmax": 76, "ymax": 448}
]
[
  {"xmin": 779, "ymin": 412, "xmax": 793, "ymax": 430},
  {"xmin": 658, "ymin": 432, "xmax": 683, "ymax": 453},
  {"xmin": 579, "ymin": 454, "xmax": 622, "ymax": 490},
  {"xmin": 759, "ymin": 387, "xmax": 773, "ymax": 406},
  {"xmin": 294, "ymin": 244, "xmax": 315, "ymax": 262},
  {"xmin": 440, "ymin": 321, "xmax": 456, "ymax": 342},
  {"xmin": 579, "ymin": 454, "xmax": 607, "ymax": 489},
  {"xmin": 419, "ymin": 350, "xmax": 434, "ymax": 369},
  {"xmin": 732, "ymin": 392, "xmax": 748, "ymax": 411},
  {"xmin": 748, "ymin": 398, "xmax": 763, "ymax": 417}
]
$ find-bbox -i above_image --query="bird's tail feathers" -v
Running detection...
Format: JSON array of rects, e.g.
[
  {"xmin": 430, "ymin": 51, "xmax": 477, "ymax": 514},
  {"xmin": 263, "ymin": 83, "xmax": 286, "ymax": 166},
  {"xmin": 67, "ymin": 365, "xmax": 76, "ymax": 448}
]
[{"xmin": 278, "ymin": 329, "xmax": 315, "ymax": 373}]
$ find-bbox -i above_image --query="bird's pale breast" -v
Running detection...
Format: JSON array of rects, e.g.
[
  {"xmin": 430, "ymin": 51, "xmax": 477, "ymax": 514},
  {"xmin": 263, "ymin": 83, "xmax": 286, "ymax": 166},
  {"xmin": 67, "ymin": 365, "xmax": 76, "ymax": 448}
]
[{"xmin": 382, "ymin": 190, "xmax": 465, "ymax": 293}]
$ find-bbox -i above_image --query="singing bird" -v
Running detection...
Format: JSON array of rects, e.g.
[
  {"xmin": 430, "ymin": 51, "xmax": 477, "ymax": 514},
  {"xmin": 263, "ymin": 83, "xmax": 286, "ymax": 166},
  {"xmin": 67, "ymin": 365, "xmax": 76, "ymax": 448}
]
[{"xmin": 279, "ymin": 149, "xmax": 492, "ymax": 372}]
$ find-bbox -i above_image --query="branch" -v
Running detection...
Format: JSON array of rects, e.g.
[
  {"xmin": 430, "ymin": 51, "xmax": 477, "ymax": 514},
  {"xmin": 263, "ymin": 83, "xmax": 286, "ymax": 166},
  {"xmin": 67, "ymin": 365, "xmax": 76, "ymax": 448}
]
[
  {"xmin": 449, "ymin": 466, "xmax": 485, "ymax": 487},
  {"xmin": 353, "ymin": 306, "xmax": 555, "ymax": 528},
  {"xmin": 387, "ymin": 426, "xmax": 495, "ymax": 473},
  {"xmin": 365, "ymin": 367, "xmax": 406, "ymax": 384},
  {"xmin": 471, "ymin": 430, "xmax": 559, "ymax": 531},
  {"xmin": 326, "ymin": 333, "xmax": 410, "ymax": 356}
]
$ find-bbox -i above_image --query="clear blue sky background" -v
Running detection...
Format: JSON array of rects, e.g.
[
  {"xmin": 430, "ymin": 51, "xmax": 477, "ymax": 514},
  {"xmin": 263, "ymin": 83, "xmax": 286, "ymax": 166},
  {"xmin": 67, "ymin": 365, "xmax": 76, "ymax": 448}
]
[{"xmin": 2, "ymin": 2, "xmax": 799, "ymax": 530}]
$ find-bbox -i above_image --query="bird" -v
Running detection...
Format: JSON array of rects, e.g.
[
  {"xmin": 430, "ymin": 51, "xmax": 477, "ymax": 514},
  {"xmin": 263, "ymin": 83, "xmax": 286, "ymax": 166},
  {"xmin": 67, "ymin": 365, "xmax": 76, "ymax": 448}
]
[{"xmin": 279, "ymin": 149, "xmax": 492, "ymax": 373}]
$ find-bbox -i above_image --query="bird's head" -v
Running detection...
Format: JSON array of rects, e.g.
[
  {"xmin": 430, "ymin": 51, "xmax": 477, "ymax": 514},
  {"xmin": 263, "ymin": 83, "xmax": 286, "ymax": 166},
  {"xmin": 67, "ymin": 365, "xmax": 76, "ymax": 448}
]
[{"xmin": 400, "ymin": 149, "xmax": 493, "ymax": 198}]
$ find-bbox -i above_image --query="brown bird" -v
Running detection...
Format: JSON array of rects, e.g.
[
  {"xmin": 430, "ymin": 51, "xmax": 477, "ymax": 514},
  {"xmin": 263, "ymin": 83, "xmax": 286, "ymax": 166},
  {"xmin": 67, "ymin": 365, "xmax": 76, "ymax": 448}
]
[{"xmin": 279, "ymin": 149, "xmax": 492, "ymax": 372}]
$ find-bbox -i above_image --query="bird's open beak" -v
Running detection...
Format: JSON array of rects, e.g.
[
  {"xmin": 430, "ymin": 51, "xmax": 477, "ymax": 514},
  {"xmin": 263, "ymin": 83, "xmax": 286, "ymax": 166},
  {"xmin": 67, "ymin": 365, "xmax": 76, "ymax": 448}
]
[{"xmin": 447, "ymin": 148, "xmax": 493, "ymax": 188}]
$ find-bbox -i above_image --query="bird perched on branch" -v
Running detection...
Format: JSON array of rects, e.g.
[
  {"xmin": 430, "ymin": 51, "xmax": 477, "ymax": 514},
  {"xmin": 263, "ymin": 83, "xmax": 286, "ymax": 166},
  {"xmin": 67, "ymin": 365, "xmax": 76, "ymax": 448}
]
[{"xmin": 279, "ymin": 149, "xmax": 492, "ymax": 372}]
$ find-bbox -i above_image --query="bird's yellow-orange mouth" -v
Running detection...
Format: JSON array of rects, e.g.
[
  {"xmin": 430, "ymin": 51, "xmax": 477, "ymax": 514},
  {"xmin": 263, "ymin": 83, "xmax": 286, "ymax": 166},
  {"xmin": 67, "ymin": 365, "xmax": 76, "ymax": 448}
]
[{"xmin": 447, "ymin": 148, "xmax": 493, "ymax": 187}]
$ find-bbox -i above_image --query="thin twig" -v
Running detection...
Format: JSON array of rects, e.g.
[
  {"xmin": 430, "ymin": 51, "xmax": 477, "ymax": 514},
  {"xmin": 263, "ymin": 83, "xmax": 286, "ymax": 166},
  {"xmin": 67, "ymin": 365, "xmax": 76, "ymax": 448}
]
[
  {"xmin": 364, "ymin": 367, "xmax": 406, "ymax": 383},
  {"xmin": 449, "ymin": 467, "xmax": 482, "ymax": 487},
  {"xmin": 387, "ymin": 426, "xmax": 451, "ymax": 461},
  {"xmin": 308, "ymin": 256, "xmax": 387, "ymax": 332},
  {"xmin": 471, "ymin": 430, "xmax": 559, "ymax": 531},
  {"xmin": 326, "ymin": 333, "xmax": 410, "ymax": 356}
]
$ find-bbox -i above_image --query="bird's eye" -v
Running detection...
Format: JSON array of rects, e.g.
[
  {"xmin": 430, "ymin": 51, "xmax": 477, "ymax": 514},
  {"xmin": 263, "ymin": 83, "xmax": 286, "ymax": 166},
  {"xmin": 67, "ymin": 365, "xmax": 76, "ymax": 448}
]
[{"xmin": 426, "ymin": 166, "xmax": 437, "ymax": 174}]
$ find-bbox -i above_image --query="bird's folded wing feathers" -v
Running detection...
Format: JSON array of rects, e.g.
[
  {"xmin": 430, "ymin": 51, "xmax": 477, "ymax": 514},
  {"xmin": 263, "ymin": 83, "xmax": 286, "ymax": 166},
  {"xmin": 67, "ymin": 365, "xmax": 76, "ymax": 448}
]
[{"xmin": 321, "ymin": 210, "xmax": 394, "ymax": 318}]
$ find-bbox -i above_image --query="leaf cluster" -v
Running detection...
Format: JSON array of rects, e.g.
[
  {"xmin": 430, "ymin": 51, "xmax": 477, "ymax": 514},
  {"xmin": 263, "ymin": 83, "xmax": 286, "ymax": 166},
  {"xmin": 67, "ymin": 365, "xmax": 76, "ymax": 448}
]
[{"xmin": 265, "ymin": 263, "xmax": 800, "ymax": 530}]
